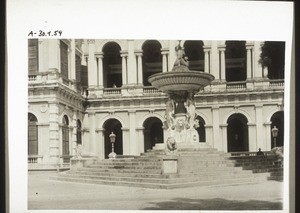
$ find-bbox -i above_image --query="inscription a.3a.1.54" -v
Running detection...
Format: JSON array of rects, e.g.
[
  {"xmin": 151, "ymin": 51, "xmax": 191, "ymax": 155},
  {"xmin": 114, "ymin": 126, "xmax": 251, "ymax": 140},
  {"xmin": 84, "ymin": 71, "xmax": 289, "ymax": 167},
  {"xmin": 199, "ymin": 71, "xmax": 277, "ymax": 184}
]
[{"xmin": 28, "ymin": 30, "xmax": 63, "ymax": 37}]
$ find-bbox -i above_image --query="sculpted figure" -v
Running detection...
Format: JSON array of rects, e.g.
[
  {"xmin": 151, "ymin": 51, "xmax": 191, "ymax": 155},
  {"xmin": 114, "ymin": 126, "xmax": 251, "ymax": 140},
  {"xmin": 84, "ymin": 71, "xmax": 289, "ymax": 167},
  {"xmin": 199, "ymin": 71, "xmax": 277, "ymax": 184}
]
[
  {"xmin": 186, "ymin": 93, "xmax": 196, "ymax": 127},
  {"xmin": 173, "ymin": 42, "xmax": 189, "ymax": 68},
  {"xmin": 165, "ymin": 137, "xmax": 178, "ymax": 155},
  {"xmin": 165, "ymin": 98, "xmax": 175, "ymax": 130}
]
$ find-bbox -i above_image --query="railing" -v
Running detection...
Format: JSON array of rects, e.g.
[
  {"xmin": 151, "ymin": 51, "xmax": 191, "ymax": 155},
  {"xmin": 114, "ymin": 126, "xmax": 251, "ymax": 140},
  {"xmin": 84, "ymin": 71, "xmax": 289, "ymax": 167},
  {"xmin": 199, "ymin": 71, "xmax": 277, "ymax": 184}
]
[
  {"xmin": 226, "ymin": 81, "xmax": 246, "ymax": 90},
  {"xmin": 103, "ymin": 88, "xmax": 121, "ymax": 95},
  {"xmin": 269, "ymin": 79, "xmax": 284, "ymax": 87},
  {"xmin": 28, "ymin": 75, "xmax": 37, "ymax": 82},
  {"xmin": 143, "ymin": 86, "xmax": 160, "ymax": 94},
  {"xmin": 28, "ymin": 155, "xmax": 43, "ymax": 163},
  {"xmin": 230, "ymin": 151, "xmax": 273, "ymax": 157}
]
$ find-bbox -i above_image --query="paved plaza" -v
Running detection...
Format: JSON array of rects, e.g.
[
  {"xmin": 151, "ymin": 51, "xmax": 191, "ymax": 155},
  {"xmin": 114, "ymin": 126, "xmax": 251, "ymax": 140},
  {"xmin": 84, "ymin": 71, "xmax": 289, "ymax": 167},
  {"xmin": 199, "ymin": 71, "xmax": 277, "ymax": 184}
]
[{"xmin": 28, "ymin": 172, "xmax": 283, "ymax": 210}]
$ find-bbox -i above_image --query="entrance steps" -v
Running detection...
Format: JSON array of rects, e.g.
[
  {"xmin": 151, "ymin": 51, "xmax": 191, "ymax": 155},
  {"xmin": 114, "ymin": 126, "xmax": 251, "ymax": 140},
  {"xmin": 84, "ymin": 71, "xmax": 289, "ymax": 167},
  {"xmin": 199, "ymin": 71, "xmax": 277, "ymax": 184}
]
[{"xmin": 51, "ymin": 147, "xmax": 282, "ymax": 188}]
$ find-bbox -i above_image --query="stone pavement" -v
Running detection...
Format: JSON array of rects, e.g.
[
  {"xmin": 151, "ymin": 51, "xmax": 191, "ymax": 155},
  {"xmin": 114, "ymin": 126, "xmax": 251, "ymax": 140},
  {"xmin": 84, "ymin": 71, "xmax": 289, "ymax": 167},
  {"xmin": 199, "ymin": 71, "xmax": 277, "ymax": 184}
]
[{"xmin": 28, "ymin": 172, "xmax": 283, "ymax": 210}]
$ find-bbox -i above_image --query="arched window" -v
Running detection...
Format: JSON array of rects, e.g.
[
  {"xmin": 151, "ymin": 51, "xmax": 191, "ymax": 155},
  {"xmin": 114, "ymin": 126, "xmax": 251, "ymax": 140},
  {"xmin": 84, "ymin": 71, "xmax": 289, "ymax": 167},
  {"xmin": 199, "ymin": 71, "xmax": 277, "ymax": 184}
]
[
  {"xmin": 143, "ymin": 117, "xmax": 164, "ymax": 151},
  {"xmin": 28, "ymin": 113, "xmax": 38, "ymax": 155},
  {"xmin": 142, "ymin": 40, "xmax": 162, "ymax": 86},
  {"xmin": 260, "ymin": 41, "xmax": 285, "ymax": 79},
  {"xmin": 227, "ymin": 113, "xmax": 249, "ymax": 152},
  {"xmin": 103, "ymin": 119, "xmax": 123, "ymax": 158},
  {"xmin": 103, "ymin": 42, "xmax": 122, "ymax": 88},
  {"xmin": 76, "ymin": 120, "xmax": 82, "ymax": 145},
  {"xmin": 195, "ymin": 115, "xmax": 206, "ymax": 142},
  {"xmin": 62, "ymin": 115, "xmax": 70, "ymax": 156},
  {"xmin": 225, "ymin": 41, "xmax": 246, "ymax": 82},
  {"xmin": 270, "ymin": 111, "xmax": 284, "ymax": 148},
  {"xmin": 183, "ymin": 40, "xmax": 204, "ymax": 71}
]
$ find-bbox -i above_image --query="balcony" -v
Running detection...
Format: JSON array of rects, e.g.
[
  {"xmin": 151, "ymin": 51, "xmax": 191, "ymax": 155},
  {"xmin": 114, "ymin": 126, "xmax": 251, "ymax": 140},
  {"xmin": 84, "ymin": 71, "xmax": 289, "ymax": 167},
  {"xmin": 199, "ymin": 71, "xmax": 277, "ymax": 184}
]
[
  {"xmin": 28, "ymin": 155, "xmax": 43, "ymax": 164},
  {"xmin": 143, "ymin": 86, "xmax": 160, "ymax": 94},
  {"xmin": 103, "ymin": 88, "xmax": 121, "ymax": 95},
  {"xmin": 226, "ymin": 81, "xmax": 247, "ymax": 90}
]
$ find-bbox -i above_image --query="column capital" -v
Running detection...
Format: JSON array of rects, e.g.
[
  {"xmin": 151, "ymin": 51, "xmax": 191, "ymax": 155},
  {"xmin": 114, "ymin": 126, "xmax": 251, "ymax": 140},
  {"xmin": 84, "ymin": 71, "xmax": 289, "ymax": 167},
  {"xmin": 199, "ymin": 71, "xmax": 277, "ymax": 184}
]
[
  {"xmin": 264, "ymin": 122, "xmax": 272, "ymax": 126},
  {"xmin": 246, "ymin": 45, "xmax": 253, "ymax": 50},
  {"xmin": 203, "ymin": 45, "xmax": 211, "ymax": 50},
  {"xmin": 203, "ymin": 48, "xmax": 210, "ymax": 53},
  {"xmin": 135, "ymin": 51, "xmax": 143, "ymax": 56},
  {"xmin": 161, "ymin": 51, "xmax": 169, "ymax": 55},
  {"xmin": 120, "ymin": 53, "xmax": 128, "ymax": 58},
  {"xmin": 218, "ymin": 47, "xmax": 226, "ymax": 52},
  {"xmin": 94, "ymin": 52, "xmax": 104, "ymax": 58}
]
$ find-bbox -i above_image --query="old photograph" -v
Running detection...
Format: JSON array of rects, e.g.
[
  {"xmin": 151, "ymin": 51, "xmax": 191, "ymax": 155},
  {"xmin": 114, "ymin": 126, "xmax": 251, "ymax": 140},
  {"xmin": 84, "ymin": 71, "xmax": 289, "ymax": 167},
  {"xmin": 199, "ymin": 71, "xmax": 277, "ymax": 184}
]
[
  {"xmin": 7, "ymin": 0, "xmax": 294, "ymax": 212},
  {"xmin": 28, "ymin": 38, "xmax": 285, "ymax": 210}
]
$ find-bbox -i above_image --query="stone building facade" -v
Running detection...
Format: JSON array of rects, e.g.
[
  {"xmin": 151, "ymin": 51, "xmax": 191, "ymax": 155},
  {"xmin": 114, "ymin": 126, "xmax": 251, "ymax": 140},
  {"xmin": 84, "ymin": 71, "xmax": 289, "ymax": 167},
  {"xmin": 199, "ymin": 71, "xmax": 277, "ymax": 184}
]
[{"xmin": 28, "ymin": 39, "xmax": 285, "ymax": 168}]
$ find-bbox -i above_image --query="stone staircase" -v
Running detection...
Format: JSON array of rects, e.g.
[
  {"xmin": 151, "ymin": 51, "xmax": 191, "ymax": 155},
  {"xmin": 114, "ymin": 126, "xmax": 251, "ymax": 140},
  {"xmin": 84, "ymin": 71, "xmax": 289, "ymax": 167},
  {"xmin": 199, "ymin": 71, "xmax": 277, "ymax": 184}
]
[
  {"xmin": 228, "ymin": 154, "xmax": 283, "ymax": 181},
  {"xmin": 51, "ymin": 147, "xmax": 281, "ymax": 189}
]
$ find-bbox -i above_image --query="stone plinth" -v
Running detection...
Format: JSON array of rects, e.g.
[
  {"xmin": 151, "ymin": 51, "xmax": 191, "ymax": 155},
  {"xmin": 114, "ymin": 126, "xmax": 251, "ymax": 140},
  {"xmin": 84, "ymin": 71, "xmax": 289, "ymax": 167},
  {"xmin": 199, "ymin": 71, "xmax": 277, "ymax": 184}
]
[
  {"xmin": 70, "ymin": 157, "xmax": 97, "ymax": 171},
  {"xmin": 162, "ymin": 156, "xmax": 178, "ymax": 174}
]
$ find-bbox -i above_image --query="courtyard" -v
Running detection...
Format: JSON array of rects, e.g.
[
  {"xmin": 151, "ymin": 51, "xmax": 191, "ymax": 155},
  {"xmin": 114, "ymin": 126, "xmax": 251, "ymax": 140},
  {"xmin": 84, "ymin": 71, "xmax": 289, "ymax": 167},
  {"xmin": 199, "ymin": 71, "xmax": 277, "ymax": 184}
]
[{"xmin": 28, "ymin": 171, "xmax": 283, "ymax": 210}]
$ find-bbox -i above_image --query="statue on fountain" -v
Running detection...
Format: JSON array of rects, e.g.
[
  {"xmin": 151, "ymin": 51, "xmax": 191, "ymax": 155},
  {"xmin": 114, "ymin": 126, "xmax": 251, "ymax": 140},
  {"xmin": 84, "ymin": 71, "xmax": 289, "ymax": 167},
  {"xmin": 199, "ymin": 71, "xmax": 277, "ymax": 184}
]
[
  {"xmin": 147, "ymin": 40, "xmax": 215, "ymax": 150},
  {"xmin": 172, "ymin": 41, "xmax": 190, "ymax": 72}
]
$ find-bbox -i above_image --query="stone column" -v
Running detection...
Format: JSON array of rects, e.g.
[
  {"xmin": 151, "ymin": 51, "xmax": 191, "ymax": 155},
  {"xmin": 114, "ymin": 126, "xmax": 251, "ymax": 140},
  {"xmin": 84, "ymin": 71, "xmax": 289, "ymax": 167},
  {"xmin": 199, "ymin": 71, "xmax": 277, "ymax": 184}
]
[
  {"xmin": 121, "ymin": 128, "xmax": 130, "ymax": 155},
  {"xmin": 248, "ymin": 123, "xmax": 256, "ymax": 152},
  {"xmin": 127, "ymin": 40, "xmax": 138, "ymax": 85},
  {"xmin": 121, "ymin": 52, "xmax": 128, "ymax": 86},
  {"xmin": 253, "ymin": 41, "xmax": 263, "ymax": 79},
  {"xmin": 48, "ymin": 102, "xmax": 60, "ymax": 164},
  {"xmin": 210, "ymin": 41, "xmax": 219, "ymax": 80},
  {"xmin": 204, "ymin": 125, "xmax": 213, "ymax": 147},
  {"xmin": 129, "ymin": 110, "xmax": 138, "ymax": 155},
  {"xmin": 246, "ymin": 44, "xmax": 253, "ymax": 79},
  {"xmin": 219, "ymin": 47, "xmax": 226, "ymax": 81},
  {"xmin": 264, "ymin": 122, "xmax": 272, "ymax": 151},
  {"xmin": 204, "ymin": 48, "xmax": 210, "ymax": 73},
  {"xmin": 88, "ymin": 112, "xmax": 96, "ymax": 156},
  {"xmin": 161, "ymin": 49, "xmax": 168, "ymax": 72},
  {"xmin": 48, "ymin": 40, "xmax": 60, "ymax": 70},
  {"xmin": 70, "ymin": 39, "xmax": 76, "ymax": 80},
  {"xmin": 87, "ymin": 39, "xmax": 97, "ymax": 87},
  {"xmin": 72, "ymin": 113, "xmax": 77, "ymax": 156},
  {"xmin": 255, "ymin": 104, "xmax": 264, "ymax": 150},
  {"xmin": 136, "ymin": 127, "xmax": 145, "ymax": 154},
  {"xmin": 95, "ymin": 128, "xmax": 105, "ymax": 159},
  {"xmin": 95, "ymin": 52, "xmax": 104, "ymax": 88},
  {"xmin": 135, "ymin": 51, "xmax": 143, "ymax": 86},
  {"xmin": 212, "ymin": 106, "xmax": 221, "ymax": 151},
  {"xmin": 220, "ymin": 124, "xmax": 228, "ymax": 152}
]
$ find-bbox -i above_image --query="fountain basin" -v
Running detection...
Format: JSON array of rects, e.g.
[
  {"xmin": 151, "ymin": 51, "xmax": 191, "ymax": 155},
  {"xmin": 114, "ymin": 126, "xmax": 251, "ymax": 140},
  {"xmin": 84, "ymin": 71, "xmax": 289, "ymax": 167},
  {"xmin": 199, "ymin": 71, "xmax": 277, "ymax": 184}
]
[{"xmin": 148, "ymin": 71, "xmax": 215, "ymax": 93}]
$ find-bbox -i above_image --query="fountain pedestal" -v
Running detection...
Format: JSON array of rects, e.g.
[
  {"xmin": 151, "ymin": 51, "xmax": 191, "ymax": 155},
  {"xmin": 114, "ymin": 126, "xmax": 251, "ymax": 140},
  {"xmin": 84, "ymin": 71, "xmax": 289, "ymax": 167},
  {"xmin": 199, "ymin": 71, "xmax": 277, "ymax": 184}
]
[{"xmin": 148, "ymin": 63, "xmax": 214, "ymax": 152}]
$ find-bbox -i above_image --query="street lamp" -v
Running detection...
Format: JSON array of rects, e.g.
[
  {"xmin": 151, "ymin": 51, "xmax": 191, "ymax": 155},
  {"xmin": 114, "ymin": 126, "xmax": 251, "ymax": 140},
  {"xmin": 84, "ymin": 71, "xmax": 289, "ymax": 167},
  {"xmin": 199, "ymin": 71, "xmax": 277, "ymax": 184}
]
[
  {"xmin": 108, "ymin": 132, "xmax": 117, "ymax": 159},
  {"xmin": 271, "ymin": 126, "xmax": 279, "ymax": 148}
]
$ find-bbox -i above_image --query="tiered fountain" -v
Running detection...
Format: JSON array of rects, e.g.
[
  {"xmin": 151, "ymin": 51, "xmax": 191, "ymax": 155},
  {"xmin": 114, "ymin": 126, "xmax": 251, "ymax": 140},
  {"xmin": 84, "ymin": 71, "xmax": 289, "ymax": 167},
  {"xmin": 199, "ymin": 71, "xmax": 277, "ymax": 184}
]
[{"xmin": 148, "ymin": 42, "xmax": 214, "ymax": 152}]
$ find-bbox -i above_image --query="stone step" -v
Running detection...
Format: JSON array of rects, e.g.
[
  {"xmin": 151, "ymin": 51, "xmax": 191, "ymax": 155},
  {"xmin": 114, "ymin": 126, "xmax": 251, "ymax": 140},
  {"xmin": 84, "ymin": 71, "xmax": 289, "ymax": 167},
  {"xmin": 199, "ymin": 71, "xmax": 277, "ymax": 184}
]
[
  {"xmin": 78, "ymin": 167, "xmax": 163, "ymax": 174},
  {"xmin": 87, "ymin": 164, "xmax": 162, "ymax": 170},
  {"xmin": 74, "ymin": 166, "xmax": 253, "ymax": 177},
  {"xmin": 51, "ymin": 174, "xmax": 267, "ymax": 189},
  {"xmin": 60, "ymin": 171, "xmax": 264, "ymax": 184}
]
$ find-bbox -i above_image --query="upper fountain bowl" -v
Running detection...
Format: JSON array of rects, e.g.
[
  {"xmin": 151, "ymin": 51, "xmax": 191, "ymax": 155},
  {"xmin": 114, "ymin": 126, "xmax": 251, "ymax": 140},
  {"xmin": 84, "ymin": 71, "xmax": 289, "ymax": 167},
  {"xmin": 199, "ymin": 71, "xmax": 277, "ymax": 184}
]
[{"xmin": 148, "ymin": 70, "xmax": 215, "ymax": 93}]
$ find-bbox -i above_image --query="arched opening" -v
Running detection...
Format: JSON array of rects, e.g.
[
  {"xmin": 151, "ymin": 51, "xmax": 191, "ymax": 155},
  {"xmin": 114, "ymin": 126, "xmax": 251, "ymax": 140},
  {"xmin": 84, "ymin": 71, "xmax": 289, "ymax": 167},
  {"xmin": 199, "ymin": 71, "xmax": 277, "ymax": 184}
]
[
  {"xmin": 260, "ymin": 41, "xmax": 285, "ymax": 79},
  {"xmin": 143, "ymin": 117, "xmax": 163, "ymax": 152},
  {"xmin": 142, "ymin": 40, "xmax": 162, "ymax": 86},
  {"xmin": 195, "ymin": 115, "xmax": 206, "ymax": 142},
  {"xmin": 227, "ymin": 113, "xmax": 249, "ymax": 152},
  {"xmin": 183, "ymin": 40, "xmax": 204, "ymax": 71},
  {"xmin": 270, "ymin": 111, "xmax": 284, "ymax": 148},
  {"xmin": 103, "ymin": 42, "xmax": 122, "ymax": 88},
  {"xmin": 225, "ymin": 41, "xmax": 246, "ymax": 82},
  {"xmin": 62, "ymin": 115, "xmax": 70, "ymax": 156},
  {"xmin": 28, "ymin": 113, "xmax": 38, "ymax": 155},
  {"xmin": 76, "ymin": 120, "xmax": 82, "ymax": 145},
  {"xmin": 103, "ymin": 119, "xmax": 123, "ymax": 158}
]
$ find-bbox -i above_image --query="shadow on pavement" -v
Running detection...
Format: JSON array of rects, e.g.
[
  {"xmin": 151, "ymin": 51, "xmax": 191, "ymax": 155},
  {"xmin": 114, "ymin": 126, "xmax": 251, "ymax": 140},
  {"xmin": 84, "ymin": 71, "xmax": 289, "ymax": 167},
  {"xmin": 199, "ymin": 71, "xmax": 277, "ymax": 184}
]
[{"xmin": 142, "ymin": 197, "xmax": 282, "ymax": 210}]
